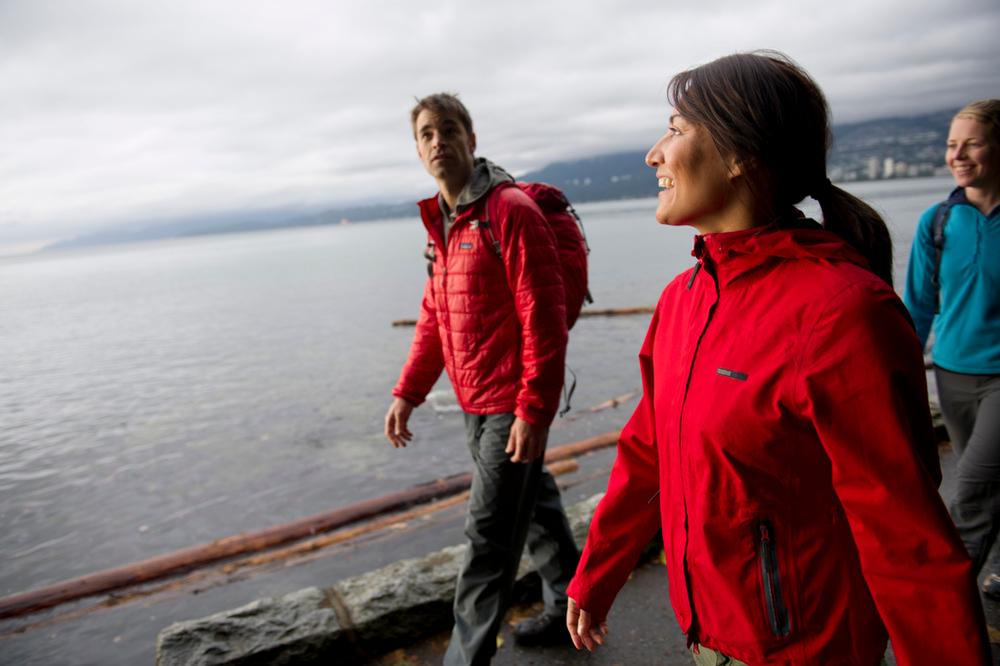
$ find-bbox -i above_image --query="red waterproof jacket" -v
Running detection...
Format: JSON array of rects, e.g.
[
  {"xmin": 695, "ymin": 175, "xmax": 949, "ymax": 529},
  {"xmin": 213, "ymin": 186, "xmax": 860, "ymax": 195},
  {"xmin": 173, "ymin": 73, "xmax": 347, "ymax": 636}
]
[
  {"xmin": 567, "ymin": 223, "xmax": 990, "ymax": 665},
  {"xmin": 392, "ymin": 180, "xmax": 567, "ymax": 426}
]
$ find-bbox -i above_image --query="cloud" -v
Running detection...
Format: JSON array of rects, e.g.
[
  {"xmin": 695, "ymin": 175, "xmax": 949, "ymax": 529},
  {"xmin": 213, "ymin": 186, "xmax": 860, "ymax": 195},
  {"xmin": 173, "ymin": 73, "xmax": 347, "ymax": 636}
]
[{"xmin": 1, "ymin": 0, "xmax": 998, "ymax": 243}]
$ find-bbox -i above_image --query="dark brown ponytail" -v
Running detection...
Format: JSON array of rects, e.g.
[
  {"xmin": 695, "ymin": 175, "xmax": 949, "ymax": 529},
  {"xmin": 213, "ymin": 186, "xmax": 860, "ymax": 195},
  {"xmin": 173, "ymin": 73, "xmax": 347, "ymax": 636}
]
[
  {"xmin": 812, "ymin": 181, "xmax": 893, "ymax": 286},
  {"xmin": 668, "ymin": 51, "xmax": 894, "ymax": 286}
]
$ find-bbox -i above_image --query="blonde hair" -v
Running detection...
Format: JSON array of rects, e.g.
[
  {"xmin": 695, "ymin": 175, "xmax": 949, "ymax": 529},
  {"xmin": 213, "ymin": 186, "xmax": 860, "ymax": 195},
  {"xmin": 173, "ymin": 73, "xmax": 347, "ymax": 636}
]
[{"xmin": 955, "ymin": 99, "xmax": 1000, "ymax": 144}]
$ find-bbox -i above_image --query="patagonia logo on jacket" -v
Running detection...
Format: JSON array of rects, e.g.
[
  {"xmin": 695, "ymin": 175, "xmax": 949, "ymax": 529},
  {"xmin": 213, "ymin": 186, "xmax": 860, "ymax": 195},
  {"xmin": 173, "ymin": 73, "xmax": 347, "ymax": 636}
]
[{"xmin": 717, "ymin": 367, "xmax": 749, "ymax": 381}]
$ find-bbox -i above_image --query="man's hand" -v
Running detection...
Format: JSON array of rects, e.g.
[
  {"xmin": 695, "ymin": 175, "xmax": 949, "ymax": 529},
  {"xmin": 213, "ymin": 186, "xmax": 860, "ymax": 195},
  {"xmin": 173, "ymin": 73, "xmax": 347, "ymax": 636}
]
[
  {"xmin": 566, "ymin": 597, "xmax": 607, "ymax": 652},
  {"xmin": 384, "ymin": 397, "xmax": 415, "ymax": 448},
  {"xmin": 505, "ymin": 417, "xmax": 547, "ymax": 463}
]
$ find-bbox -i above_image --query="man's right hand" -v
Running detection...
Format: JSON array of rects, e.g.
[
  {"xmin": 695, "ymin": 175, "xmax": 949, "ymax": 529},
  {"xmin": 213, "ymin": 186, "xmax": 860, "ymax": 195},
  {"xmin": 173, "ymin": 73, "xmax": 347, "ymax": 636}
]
[{"xmin": 384, "ymin": 397, "xmax": 415, "ymax": 448}]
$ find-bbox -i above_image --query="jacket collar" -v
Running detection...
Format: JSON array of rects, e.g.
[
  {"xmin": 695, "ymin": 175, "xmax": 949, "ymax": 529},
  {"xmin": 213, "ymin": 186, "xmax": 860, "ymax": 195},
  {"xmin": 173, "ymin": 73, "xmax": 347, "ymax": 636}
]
[
  {"xmin": 692, "ymin": 216, "xmax": 870, "ymax": 288},
  {"xmin": 948, "ymin": 187, "xmax": 1000, "ymax": 218},
  {"xmin": 417, "ymin": 157, "xmax": 516, "ymax": 250}
]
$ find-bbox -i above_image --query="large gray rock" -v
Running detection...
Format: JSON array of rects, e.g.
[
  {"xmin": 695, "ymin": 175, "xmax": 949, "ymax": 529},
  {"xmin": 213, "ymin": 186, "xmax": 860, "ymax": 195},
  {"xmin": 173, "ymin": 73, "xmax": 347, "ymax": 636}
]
[
  {"xmin": 156, "ymin": 587, "xmax": 343, "ymax": 665},
  {"xmin": 156, "ymin": 493, "xmax": 606, "ymax": 665},
  {"xmin": 335, "ymin": 544, "xmax": 465, "ymax": 648}
]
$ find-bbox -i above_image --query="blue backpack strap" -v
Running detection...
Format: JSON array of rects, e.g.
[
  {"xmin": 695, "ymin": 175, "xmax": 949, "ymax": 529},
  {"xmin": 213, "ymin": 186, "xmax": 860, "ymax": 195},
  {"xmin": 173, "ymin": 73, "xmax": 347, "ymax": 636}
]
[{"xmin": 930, "ymin": 202, "xmax": 951, "ymax": 313}]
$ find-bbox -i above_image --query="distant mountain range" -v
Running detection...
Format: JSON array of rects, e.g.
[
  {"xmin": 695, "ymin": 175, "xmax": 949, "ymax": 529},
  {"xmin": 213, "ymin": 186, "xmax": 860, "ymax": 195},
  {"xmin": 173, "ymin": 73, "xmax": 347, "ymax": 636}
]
[
  {"xmin": 47, "ymin": 107, "xmax": 957, "ymax": 251},
  {"xmin": 518, "ymin": 107, "xmax": 956, "ymax": 201}
]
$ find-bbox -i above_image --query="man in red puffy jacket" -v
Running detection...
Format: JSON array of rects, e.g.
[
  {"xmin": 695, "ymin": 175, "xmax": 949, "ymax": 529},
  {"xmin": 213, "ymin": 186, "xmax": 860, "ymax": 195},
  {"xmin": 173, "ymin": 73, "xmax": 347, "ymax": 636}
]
[{"xmin": 383, "ymin": 93, "xmax": 579, "ymax": 665}]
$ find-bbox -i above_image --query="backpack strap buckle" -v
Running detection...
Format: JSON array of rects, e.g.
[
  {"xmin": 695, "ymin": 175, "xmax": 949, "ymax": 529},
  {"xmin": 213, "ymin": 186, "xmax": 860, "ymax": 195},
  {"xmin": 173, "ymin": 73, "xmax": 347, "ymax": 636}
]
[{"xmin": 424, "ymin": 240, "xmax": 436, "ymax": 277}]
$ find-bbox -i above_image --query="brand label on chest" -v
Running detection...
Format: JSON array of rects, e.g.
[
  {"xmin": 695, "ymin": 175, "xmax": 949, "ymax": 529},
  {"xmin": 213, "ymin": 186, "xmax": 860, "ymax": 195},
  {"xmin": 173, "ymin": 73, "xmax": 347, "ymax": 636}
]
[{"xmin": 716, "ymin": 367, "xmax": 749, "ymax": 381}]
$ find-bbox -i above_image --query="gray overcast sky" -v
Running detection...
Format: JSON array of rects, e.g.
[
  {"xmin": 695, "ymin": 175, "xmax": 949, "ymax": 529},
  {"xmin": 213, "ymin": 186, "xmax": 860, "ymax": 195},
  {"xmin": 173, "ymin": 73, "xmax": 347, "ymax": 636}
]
[{"xmin": 1, "ymin": 0, "xmax": 998, "ymax": 249}]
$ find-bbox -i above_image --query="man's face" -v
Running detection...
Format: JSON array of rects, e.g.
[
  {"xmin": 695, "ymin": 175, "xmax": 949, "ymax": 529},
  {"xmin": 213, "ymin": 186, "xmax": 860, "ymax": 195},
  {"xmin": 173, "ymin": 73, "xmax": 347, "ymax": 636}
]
[{"xmin": 414, "ymin": 109, "xmax": 476, "ymax": 190}]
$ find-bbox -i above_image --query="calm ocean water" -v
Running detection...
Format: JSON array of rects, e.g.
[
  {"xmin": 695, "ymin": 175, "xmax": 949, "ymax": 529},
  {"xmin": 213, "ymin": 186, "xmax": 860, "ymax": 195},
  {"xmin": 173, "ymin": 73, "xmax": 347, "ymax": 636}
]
[{"xmin": 0, "ymin": 176, "xmax": 952, "ymax": 597}]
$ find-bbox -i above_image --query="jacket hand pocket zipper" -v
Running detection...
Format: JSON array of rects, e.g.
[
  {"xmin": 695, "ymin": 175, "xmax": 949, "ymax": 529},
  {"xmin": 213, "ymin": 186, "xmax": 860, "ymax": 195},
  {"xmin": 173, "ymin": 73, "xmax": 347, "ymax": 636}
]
[{"xmin": 758, "ymin": 520, "xmax": 791, "ymax": 638}]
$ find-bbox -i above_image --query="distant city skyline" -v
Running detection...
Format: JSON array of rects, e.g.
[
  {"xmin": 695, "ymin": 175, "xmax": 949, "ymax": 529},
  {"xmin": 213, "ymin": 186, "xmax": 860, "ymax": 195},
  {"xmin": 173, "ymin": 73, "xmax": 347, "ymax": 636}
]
[{"xmin": 2, "ymin": 0, "xmax": 998, "ymax": 251}]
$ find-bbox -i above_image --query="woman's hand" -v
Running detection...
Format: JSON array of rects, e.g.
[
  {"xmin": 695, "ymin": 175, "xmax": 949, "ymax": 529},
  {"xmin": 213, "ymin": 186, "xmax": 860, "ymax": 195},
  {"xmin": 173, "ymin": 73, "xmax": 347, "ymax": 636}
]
[{"xmin": 566, "ymin": 596, "xmax": 608, "ymax": 651}]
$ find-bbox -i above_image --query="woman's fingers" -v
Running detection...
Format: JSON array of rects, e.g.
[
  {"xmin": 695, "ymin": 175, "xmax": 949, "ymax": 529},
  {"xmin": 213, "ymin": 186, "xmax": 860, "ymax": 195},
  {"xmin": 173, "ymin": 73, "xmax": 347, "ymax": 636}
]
[
  {"xmin": 566, "ymin": 597, "xmax": 607, "ymax": 652},
  {"xmin": 566, "ymin": 598, "xmax": 583, "ymax": 649}
]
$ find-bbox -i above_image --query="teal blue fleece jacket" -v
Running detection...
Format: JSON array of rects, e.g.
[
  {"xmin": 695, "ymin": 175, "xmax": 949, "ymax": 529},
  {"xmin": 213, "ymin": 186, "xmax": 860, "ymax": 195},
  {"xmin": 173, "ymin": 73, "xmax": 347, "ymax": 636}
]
[{"xmin": 904, "ymin": 187, "xmax": 1000, "ymax": 374}]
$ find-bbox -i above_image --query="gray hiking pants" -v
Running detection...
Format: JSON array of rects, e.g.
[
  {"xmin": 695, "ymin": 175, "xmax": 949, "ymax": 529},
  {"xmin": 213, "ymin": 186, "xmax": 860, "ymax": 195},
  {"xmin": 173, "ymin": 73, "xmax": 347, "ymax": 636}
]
[
  {"xmin": 442, "ymin": 413, "xmax": 579, "ymax": 666},
  {"xmin": 936, "ymin": 367, "xmax": 1000, "ymax": 575}
]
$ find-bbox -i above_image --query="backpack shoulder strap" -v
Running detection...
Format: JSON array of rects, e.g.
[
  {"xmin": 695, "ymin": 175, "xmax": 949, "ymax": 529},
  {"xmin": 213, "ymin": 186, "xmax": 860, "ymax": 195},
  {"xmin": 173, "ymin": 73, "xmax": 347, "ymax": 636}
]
[
  {"xmin": 423, "ymin": 240, "xmax": 436, "ymax": 277},
  {"xmin": 931, "ymin": 201, "xmax": 952, "ymax": 312},
  {"xmin": 477, "ymin": 183, "xmax": 518, "ymax": 261}
]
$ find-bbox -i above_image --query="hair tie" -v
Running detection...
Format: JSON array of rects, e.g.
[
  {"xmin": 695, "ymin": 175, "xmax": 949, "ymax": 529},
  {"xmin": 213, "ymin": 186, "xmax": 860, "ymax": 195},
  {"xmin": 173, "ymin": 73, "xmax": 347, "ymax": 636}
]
[{"xmin": 812, "ymin": 177, "xmax": 834, "ymax": 201}]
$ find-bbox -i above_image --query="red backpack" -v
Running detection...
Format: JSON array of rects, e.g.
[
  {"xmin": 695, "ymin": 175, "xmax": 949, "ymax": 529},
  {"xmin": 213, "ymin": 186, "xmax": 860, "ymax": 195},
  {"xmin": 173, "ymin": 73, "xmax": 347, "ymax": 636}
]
[{"xmin": 481, "ymin": 181, "xmax": 592, "ymax": 328}]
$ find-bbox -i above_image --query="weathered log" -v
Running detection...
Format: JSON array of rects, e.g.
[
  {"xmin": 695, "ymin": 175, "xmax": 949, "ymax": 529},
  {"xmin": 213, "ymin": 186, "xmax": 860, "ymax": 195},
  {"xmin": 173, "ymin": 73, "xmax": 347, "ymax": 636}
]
[
  {"xmin": 392, "ymin": 305, "xmax": 654, "ymax": 327},
  {"xmin": 576, "ymin": 306, "xmax": 655, "ymax": 318},
  {"xmin": 0, "ymin": 433, "xmax": 617, "ymax": 620}
]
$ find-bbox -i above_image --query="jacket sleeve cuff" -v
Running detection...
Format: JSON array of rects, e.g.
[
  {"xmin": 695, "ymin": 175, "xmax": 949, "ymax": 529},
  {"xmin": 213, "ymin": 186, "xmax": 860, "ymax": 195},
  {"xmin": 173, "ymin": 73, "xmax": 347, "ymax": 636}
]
[
  {"xmin": 566, "ymin": 565, "xmax": 616, "ymax": 621},
  {"xmin": 515, "ymin": 402, "xmax": 556, "ymax": 428},
  {"xmin": 392, "ymin": 387, "xmax": 426, "ymax": 407}
]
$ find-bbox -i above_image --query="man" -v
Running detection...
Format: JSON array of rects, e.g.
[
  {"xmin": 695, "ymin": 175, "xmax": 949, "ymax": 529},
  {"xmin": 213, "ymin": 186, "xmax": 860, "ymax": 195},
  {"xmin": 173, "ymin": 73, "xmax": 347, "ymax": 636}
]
[{"xmin": 384, "ymin": 92, "xmax": 579, "ymax": 665}]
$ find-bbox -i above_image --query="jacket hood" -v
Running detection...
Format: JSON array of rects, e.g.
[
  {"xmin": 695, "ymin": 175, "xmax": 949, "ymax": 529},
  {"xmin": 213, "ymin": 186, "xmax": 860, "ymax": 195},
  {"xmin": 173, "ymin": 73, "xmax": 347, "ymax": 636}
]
[
  {"xmin": 442, "ymin": 157, "xmax": 515, "ymax": 214},
  {"xmin": 693, "ymin": 216, "xmax": 871, "ymax": 285}
]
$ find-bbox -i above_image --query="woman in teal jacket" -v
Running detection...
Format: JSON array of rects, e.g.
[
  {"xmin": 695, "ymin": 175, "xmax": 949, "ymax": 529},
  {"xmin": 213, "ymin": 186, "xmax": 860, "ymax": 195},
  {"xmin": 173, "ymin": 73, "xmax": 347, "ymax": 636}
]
[{"xmin": 904, "ymin": 99, "xmax": 1000, "ymax": 588}]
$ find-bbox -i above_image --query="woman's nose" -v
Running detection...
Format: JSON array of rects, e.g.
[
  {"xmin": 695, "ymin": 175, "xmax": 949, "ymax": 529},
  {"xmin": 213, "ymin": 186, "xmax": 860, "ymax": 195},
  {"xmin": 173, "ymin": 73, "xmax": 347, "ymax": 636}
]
[{"xmin": 645, "ymin": 142, "xmax": 661, "ymax": 168}]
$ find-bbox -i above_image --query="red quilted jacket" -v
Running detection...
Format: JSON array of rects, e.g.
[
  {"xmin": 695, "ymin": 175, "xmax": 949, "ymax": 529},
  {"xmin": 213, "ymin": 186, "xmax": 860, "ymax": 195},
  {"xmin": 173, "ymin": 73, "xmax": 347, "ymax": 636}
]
[
  {"xmin": 392, "ymin": 180, "xmax": 567, "ymax": 426},
  {"xmin": 567, "ymin": 223, "xmax": 990, "ymax": 665}
]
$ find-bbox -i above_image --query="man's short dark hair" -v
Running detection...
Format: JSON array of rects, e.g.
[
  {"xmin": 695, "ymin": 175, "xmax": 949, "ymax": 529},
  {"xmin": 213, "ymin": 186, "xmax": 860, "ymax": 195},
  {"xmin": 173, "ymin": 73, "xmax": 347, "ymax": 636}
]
[{"xmin": 410, "ymin": 92, "xmax": 473, "ymax": 138}]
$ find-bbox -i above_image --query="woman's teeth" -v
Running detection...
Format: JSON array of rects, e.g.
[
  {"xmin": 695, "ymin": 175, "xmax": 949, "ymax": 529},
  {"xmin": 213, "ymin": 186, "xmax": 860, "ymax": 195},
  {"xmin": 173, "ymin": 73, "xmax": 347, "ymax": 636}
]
[{"xmin": 659, "ymin": 176, "xmax": 675, "ymax": 189}]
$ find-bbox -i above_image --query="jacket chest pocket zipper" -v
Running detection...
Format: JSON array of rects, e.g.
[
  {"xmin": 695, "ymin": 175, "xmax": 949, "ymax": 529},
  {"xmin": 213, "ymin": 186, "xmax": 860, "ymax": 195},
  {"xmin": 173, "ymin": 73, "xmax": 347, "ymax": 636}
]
[{"xmin": 758, "ymin": 520, "xmax": 791, "ymax": 638}]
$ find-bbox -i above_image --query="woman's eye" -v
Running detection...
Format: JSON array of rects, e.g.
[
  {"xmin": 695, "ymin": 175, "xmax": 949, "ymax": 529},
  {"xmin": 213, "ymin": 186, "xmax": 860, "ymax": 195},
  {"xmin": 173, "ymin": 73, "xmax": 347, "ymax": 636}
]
[{"xmin": 668, "ymin": 126, "xmax": 681, "ymax": 136}]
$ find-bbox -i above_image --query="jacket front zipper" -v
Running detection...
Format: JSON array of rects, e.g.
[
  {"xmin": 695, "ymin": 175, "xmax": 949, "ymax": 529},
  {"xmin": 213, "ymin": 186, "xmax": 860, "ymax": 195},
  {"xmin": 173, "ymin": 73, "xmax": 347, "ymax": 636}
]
[
  {"xmin": 676, "ymin": 262, "xmax": 717, "ymax": 631},
  {"xmin": 758, "ymin": 520, "xmax": 791, "ymax": 638}
]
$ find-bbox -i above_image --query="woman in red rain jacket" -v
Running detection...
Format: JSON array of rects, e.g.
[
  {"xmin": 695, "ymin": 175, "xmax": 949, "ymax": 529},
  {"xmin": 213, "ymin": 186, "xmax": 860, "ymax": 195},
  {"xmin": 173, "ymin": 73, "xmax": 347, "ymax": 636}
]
[{"xmin": 565, "ymin": 51, "xmax": 991, "ymax": 666}]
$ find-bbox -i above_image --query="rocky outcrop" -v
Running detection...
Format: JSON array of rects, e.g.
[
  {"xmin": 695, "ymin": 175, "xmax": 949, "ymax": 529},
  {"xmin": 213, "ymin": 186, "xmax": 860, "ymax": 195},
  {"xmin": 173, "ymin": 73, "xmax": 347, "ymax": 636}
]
[
  {"xmin": 156, "ymin": 494, "xmax": 605, "ymax": 665},
  {"xmin": 156, "ymin": 587, "xmax": 344, "ymax": 666}
]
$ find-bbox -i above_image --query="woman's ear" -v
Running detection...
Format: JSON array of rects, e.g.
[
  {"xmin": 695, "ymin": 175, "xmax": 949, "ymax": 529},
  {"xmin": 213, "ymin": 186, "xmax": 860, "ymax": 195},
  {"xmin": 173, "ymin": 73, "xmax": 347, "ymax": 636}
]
[{"xmin": 726, "ymin": 155, "xmax": 745, "ymax": 180}]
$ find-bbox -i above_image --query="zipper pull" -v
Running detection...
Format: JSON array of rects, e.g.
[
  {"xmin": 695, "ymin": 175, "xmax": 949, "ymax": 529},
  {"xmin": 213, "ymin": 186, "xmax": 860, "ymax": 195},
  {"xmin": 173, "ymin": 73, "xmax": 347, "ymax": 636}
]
[{"xmin": 687, "ymin": 262, "xmax": 702, "ymax": 289}]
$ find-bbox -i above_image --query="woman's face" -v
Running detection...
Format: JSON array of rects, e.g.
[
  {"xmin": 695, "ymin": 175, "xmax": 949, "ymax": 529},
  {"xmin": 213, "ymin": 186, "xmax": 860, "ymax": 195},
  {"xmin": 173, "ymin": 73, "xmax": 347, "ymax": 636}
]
[
  {"xmin": 946, "ymin": 116, "xmax": 999, "ymax": 191},
  {"xmin": 644, "ymin": 114, "xmax": 745, "ymax": 234}
]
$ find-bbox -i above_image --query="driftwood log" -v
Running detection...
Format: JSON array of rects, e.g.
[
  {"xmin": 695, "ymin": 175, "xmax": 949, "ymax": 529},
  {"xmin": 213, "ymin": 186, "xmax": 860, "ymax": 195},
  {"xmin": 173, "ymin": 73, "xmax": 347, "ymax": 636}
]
[
  {"xmin": 0, "ymin": 431, "xmax": 620, "ymax": 620},
  {"xmin": 392, "ymin": 305, "xmax": 654, "ymax": 327}
]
